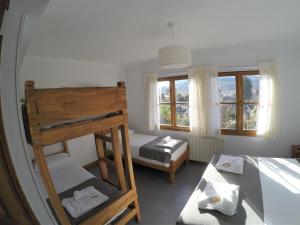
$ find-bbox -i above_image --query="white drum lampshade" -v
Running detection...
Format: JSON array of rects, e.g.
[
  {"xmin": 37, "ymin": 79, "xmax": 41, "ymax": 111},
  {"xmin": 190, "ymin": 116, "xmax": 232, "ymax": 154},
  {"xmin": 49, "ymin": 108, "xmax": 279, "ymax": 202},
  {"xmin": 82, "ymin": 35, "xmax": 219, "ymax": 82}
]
[{"xmin": 159, "ymin": 45, "xmax": 191, "ymax": 69}]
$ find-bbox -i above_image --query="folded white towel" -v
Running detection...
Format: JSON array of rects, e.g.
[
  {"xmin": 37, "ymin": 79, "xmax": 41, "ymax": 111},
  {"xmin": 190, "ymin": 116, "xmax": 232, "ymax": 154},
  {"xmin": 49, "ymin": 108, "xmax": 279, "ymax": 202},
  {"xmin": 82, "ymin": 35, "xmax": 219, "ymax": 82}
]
[
  {"xmin": 198, "ymin": 181, "xmax": 240, "ymax": 216},
  {"xmin": 216, "ymin": 155, "xmax": 244, "ymax": 175},
  {"xmin": 156, "ymin": 138, "xmax": 181, "ymax": 148},
  {"xmin": 62, "ymin": 186, "xmax": 108, "ymax": 218},
  {"xmin": 162, "ymin": 136, "xmax": 171, "ymax": 143},
  {"xmin": 74, "ymin": 186, "xmax": 97, "ymax": 201}
]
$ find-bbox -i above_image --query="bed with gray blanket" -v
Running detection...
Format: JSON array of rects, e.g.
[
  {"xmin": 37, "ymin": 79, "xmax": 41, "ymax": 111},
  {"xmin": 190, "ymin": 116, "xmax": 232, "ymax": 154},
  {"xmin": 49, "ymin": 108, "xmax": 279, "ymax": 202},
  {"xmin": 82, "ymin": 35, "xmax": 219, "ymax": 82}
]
[
  {"xmin": 106, "ymin": 131, "xmax": 189, "ymax": 183},
  {"xmin": 177, "ymin": 154, "xmax": 300, "ymax": 225},
  {"xmin": 139, "ymin": 137, "xmax": 186, "ymax": 164}
]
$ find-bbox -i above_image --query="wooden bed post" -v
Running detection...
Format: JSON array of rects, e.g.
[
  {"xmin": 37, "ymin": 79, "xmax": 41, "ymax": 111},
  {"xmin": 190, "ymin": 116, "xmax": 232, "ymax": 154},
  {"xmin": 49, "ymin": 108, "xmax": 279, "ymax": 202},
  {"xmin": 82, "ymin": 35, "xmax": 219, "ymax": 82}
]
[
  {"xmin": 111, "ymin": 127, "xmax": 127, "ymax": 193},
  {"xmin": 33, "ymin": 145, "xmax": 71, "ymax": 225},
  {"xmin": 118, "ymin": 81, "xmax": 141, "ymax": 222},
  {"xmin": 62, "ymin": 141, "xmax": 70, "ymax": 156},
  {"xmin": 25, "ymin": 81, "xmax": 71, "ymax": 225}
]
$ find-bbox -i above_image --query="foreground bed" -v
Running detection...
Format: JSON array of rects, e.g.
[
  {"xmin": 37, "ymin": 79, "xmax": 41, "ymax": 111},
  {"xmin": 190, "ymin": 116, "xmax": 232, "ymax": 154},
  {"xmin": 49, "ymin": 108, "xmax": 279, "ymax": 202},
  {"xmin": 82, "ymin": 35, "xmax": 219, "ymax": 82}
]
[
  {"xmin": 106, "ymin": 132, "xmax": 189, "ymax": 183},
  {"xmin": 177, "ymin": 154, "xmax": 300, "ymax": 225}
]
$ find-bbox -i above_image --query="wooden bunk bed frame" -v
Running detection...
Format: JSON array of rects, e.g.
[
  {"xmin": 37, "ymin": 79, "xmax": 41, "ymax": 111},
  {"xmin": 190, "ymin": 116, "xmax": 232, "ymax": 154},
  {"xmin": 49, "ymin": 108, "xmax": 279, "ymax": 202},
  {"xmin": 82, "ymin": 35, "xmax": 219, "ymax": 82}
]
[{"xmin": 25, "ymin": 81, "xmax": 141, "ymax": 225}]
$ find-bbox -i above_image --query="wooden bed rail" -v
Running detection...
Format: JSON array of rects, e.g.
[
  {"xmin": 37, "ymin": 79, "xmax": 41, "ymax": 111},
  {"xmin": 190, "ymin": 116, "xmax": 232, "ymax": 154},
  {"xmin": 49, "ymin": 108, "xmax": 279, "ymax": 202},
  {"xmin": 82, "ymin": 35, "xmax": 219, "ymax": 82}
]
[{"xmin": 25, "ymin": 81, "xmax": 141, "ymax": 225}]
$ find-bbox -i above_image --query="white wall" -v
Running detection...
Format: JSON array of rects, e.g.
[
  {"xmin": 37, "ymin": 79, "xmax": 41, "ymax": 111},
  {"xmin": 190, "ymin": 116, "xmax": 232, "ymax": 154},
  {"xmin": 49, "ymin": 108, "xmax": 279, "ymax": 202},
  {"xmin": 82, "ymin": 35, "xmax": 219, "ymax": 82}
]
[
  {"xmin": 124, "ymin": 41, "xmax": 300, "ymax": 158},
  {"xmin": 20, "ymin": 57, "xmax": 125, "ymax": 166}
]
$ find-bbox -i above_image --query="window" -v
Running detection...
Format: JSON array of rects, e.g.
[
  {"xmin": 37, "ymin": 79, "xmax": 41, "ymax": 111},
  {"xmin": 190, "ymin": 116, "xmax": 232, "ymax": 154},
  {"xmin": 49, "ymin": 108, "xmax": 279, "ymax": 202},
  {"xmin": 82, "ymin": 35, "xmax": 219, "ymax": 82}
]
[
  {"xmin": 218, "ymin": 71, "xmax": 260, "ymax": 136},
  {"xmin": 158, "ymin": 75, "xmax": 190, "ymax": 131}
]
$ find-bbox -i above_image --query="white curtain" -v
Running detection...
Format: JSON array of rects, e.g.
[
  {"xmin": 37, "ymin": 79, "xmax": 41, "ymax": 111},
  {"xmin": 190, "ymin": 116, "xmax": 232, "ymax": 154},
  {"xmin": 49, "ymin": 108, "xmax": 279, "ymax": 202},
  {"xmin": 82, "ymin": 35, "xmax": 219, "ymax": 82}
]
[
  {"xmin": 145, "ymin": 73, "xmax": 160, "ymax": 131},
  {"xmin": 257, "ymin": 63, "xmax": 279, "ymax": 139},
  {"xmin": 188, "ymin": 67, "xmax": 221, "ymax": 137}
]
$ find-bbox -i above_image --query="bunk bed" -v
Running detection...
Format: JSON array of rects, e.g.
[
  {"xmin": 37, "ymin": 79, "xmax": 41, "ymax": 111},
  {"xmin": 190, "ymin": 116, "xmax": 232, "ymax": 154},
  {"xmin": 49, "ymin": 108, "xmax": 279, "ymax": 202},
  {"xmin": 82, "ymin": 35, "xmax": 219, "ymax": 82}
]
[{"xmin": 24, "ymin": 81, "xmax": 141, "ymax": 225}]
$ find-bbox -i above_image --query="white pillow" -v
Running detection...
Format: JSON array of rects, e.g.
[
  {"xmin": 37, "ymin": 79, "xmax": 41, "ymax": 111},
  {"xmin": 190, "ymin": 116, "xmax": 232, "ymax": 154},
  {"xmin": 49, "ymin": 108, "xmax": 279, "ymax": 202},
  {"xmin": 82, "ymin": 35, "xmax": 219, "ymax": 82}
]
[
  {"xmin": 198, "ymin": 181, "xmax": 240, "ymax": 216},
  {"xmin": 33, "ymin": 153, "xmax": 70, "ymax": 171}
]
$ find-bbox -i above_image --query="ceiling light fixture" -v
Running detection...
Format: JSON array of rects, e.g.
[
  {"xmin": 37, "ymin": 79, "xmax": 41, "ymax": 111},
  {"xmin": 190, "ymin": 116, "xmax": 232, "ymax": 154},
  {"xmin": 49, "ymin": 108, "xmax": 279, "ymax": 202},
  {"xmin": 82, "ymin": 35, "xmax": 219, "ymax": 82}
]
[{"xmin": 159, "ymin": 22, "xmax": 191, "ymax": 69}]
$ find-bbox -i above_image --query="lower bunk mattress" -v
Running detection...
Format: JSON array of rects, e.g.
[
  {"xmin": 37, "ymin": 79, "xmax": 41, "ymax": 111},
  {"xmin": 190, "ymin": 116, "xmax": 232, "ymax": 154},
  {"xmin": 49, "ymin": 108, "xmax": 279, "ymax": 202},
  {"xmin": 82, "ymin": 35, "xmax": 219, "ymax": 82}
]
[
  {"xmin": 177, "ymin": 155, "xmax": 300, "ymax": 225},
  {"xmin": 34, "ymin": 155, "xmax": 126, "ymax": 225}
]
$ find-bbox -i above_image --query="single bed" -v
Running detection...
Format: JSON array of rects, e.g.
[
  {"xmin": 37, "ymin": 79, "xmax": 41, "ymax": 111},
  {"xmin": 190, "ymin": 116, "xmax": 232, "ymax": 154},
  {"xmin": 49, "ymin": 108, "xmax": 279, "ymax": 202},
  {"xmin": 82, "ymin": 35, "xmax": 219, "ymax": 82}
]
[
  {"xmin": 177, "ymin": 154, "xmax": 300, "ymax": 225},
  {"xmin": 106, "ymin": 131, "xmax": 189, "ymax": 183}
]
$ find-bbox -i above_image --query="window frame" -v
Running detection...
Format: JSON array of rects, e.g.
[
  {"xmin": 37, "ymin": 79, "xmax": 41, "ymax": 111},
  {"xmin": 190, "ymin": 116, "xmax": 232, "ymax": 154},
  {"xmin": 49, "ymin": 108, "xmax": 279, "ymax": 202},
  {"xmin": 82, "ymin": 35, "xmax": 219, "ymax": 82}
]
[
  {"xmin": 218, "ymin": 70, "xmax": 260, "ymax": 136},
  {"xmin": 158, "ymin": 75, "xmax": 190, "ymax": 132}
]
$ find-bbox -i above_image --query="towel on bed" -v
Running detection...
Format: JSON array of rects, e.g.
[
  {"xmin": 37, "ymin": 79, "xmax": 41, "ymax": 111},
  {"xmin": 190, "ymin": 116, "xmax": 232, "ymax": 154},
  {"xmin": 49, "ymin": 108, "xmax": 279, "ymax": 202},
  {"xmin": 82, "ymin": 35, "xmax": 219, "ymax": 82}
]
[
  {"xmin": 140, "ymin": 137, "xmax": 186, "ymax": 163},
  {"xmin": 156, "ymin": 137, "xmax": 182, "ymax": 149},
  {"xmin": 198, "ymin": 181, "xmax": 240, "ymax": 216},
  {"xmin": 62, "ymin": 186, "xmax": 108, "ymax": 218},
  {"xmin": 216, "ymin": 155, "xmax": 244, "ymax": 175}
]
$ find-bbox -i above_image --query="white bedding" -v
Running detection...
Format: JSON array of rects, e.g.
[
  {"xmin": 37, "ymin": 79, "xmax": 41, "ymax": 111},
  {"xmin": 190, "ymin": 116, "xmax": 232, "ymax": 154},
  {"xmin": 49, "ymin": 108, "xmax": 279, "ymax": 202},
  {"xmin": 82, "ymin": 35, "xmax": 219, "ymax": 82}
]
[
  {"xmin": 35, "ymin": 158, "xmax": 94, "ymax": 194},
  {"xmin": 258, "ymin": 157, "xmax": 300, "ymax": 225},
  {"xmin": 106, "ymin": 132, "xmax": 188, "ymax": 167}
]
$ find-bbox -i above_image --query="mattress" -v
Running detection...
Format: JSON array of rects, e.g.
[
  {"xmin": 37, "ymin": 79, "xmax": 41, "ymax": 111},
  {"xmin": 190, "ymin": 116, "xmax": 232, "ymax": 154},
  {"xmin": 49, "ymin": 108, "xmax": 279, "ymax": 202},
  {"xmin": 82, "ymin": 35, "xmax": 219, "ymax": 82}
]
[
  {"xmin": 258, "ymin": 157, "xmax": 300, "ymax": 225},
  {"xmin": 35, "ymin": 158, "xmax": 94, "ymax": 194},
  {"xmin": 106, "ymin": 132, "xmax": 188, "ymax": 167}
]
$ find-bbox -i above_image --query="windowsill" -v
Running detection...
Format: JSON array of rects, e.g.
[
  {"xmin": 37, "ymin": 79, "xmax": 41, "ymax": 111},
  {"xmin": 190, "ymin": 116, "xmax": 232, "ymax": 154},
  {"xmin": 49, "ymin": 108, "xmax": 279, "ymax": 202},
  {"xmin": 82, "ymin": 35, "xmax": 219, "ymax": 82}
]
[
  {"xmin": 160, "ymin": 125, "xmax": 190, "ymax": 132},
  {"xmin": 221, "ymin": 129, "xmax": 257, "ymax": 137}
]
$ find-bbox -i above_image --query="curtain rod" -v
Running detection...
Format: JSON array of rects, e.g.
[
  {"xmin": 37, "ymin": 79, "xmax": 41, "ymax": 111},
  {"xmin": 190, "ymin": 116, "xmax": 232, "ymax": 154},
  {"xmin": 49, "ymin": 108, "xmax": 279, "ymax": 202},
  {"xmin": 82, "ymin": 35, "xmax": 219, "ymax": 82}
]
[{"xmin": 158, "ymin": 65, "xmax": 258, "ymax": 77}]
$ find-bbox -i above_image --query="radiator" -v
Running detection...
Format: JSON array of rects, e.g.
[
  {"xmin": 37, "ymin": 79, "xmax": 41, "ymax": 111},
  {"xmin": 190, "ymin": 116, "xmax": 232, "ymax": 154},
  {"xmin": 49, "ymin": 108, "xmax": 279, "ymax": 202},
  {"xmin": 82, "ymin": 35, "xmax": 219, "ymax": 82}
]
[{"xmin": 188, "ymin": 136, "xmax": 224, "ymax": 162}]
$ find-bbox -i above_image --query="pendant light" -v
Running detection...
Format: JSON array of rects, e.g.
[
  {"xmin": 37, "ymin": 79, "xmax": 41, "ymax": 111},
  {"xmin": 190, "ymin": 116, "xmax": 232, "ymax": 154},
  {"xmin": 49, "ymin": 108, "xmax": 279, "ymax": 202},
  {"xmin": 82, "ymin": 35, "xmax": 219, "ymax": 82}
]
[{"xmin": 159, "ymin": 22, "xmax": 191, "ymax": 69}]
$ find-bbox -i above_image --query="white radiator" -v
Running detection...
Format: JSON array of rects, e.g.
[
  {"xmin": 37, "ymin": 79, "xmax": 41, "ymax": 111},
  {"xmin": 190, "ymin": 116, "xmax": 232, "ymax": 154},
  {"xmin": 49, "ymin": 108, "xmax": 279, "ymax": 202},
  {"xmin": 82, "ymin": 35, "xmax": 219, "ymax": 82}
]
[{"xmin": 188, "ymin": 136, "xmax": 224, "ymax": 162}]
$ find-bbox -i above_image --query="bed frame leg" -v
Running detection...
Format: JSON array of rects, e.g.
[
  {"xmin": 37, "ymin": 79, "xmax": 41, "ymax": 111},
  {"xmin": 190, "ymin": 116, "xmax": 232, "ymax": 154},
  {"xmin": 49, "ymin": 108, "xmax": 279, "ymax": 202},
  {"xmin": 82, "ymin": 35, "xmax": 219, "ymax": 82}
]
[
  {"xmin": 169, "ymin": 171, "xmax": 175, "ymax": 184},
  {"xmin": 134, "ymin": 199, "xmax": 142, "ymax": 222},
  {"xmin": 185, "ymin": 158, "xmax": 189, "ymax": 165}
]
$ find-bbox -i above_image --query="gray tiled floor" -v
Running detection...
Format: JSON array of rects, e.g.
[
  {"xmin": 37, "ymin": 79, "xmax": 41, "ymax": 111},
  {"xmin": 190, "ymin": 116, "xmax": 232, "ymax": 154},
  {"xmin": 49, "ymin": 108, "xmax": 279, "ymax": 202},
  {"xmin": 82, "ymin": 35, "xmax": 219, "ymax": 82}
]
[{"xmin": 89, "ymin": 162, "xmax": 207, "ymax": 225}]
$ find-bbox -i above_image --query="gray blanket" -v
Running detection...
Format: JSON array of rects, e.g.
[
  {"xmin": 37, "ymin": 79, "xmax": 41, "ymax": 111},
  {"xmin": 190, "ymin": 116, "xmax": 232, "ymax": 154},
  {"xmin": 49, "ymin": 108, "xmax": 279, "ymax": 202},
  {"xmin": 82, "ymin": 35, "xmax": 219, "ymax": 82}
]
[
  {"xmin": 177, "ymin": 155, "xmax": 264, "ymax": 225},
  {"xmin": 139, "ymin": 137, "xmax": 186, "ymax": 164},
  {"xmin": 47, "ymin": 178, "xmax": 123, "ymax": 225}
]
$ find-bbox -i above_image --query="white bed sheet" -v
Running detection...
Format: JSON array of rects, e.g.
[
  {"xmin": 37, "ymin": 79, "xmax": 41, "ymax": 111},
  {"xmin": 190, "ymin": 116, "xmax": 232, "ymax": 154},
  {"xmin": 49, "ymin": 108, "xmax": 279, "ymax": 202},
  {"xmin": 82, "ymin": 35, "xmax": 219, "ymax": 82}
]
[
  {"xmin": 106, "ymin": 132, "xmax": 187, "ymax": 167},
  {"xmin": 35, "ymin": 158, "xmax": 94, "ymax": 195},
  {"xmin": 258, "ymin": 157, "xmax": 300, "ymax": 225}
]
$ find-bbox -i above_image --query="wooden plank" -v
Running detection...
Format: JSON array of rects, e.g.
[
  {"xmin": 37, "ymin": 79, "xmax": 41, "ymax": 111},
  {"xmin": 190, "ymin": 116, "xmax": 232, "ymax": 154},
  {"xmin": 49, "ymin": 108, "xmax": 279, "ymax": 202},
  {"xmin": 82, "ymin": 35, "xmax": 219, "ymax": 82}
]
[
  {"xmin": 80, "ymin": 190, "xmax": 136, "ymax": 225},
  {"xmin": 27, "ymin": 87, "xmax": 126, "ymax": 126},
  {"xmin": 120, "ymin": 123, "xmax": 141, "ymax": 222},
  {"xmin": 95, "ymin": 133, "xmax": 112, "ymax": 143},
  {"xmin": 38, "ymin": 115, "xmax": 125, "ymax": 146},
  {"xmin": 115, "ymin": 208, "xmax": 137, "ymax": 225},
  {"xmin": 94, "ymin": 134, "xmax": 110, "ymax": 182},
  {"xmin": 33, "ymin": 145, "xmax": 70, "ymax": 225},
  {"xmin": 111, "ymin": 127, "xmax": 127, "ymax": 192},
  {"xmin": 62, "ymin": 141, "xmax": 69, "ymax": 155}
]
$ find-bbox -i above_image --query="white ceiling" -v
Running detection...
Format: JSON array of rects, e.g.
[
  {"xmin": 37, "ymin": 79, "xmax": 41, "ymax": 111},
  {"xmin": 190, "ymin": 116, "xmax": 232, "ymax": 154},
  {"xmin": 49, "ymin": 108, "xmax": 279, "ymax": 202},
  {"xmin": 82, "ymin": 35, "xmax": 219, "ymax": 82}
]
[{"xmin": 26, "ymin": 0, "xmax": 300, "ymax": 65}]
